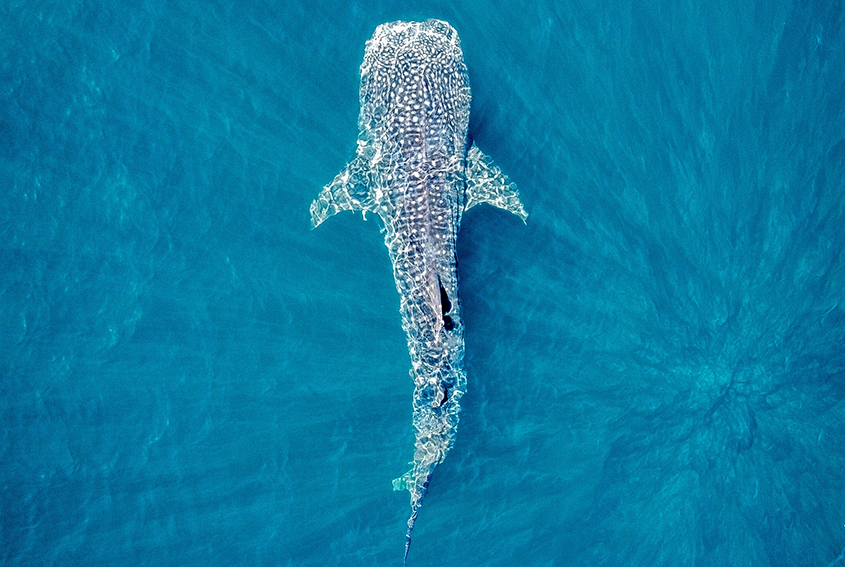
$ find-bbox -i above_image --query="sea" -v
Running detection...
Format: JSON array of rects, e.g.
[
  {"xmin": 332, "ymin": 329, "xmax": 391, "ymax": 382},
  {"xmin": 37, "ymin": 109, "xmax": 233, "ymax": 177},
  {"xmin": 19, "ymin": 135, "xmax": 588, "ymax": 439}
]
[{"xmin": 1, "ymin": 0, "xmax": 843, "ymax": 565}]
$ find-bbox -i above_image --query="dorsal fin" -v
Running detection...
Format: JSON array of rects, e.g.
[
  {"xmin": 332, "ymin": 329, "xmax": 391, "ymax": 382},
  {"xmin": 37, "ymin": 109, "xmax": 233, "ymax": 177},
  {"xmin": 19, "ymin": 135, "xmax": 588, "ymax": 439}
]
[{"xmin": 438, "ymin": 277, "xmax": 454, "ymax": 331}]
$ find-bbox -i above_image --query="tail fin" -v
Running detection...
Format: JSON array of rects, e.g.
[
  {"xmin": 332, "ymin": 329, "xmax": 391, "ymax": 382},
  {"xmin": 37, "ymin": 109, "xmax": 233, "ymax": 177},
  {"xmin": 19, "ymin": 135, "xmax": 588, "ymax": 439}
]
[
  {"xmin": 403, "ymin": 506, "xmax": 419, "ymax": 567},
  {"xmin": 395, "ymin": 467, "xmax": 433, "ymax": 565}
]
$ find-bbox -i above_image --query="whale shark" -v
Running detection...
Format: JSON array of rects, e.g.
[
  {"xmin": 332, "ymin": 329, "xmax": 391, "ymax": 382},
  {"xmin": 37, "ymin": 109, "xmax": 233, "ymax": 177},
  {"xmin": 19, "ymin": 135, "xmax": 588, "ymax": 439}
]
[{"xmin": 310, "ymin": 19, "xmax": 526, "ymax": 563}]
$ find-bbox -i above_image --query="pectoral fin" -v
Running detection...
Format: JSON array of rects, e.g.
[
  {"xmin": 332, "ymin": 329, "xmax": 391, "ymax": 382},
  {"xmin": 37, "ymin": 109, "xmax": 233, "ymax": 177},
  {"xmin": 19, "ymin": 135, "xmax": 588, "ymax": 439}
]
[
  {"xmin": 465, "ymin": 143, "xmax": 528, "ymax": 222},
  {"xmin": 310, "ymin": 157, "xmax": 377, "ymax": 229}
]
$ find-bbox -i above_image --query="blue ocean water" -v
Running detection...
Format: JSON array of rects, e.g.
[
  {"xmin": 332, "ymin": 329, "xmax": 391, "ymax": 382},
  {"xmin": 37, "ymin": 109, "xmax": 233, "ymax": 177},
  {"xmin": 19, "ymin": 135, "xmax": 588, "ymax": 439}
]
[{"xmin": 1, "ymin": 0, "xmax": 843, "ymax": 565}]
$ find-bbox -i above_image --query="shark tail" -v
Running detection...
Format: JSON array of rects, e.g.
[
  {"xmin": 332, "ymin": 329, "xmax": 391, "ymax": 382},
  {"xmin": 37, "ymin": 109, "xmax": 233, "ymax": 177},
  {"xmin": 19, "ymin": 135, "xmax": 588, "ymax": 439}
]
[
  {"xmin": 403, "ymin": 506, "xmax": 419, "ymax": 567},
  {"xmin": 395, "ymin": 466, "xmax": 434, "ymax": 565}
]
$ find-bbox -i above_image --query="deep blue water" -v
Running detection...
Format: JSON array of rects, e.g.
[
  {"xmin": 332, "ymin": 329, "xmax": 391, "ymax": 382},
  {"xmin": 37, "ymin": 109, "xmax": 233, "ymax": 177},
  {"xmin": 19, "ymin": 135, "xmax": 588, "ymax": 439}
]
[{"xmin": 2, "ymin": 0, "xmax": 844, "ymax": 565}]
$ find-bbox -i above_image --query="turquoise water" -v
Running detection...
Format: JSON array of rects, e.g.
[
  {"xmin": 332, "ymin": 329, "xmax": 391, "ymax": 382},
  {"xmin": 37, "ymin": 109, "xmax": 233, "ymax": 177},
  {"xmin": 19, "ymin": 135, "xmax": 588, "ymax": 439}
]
[{"xmin": 1, "ymin": 1, "xmax": 844, "ymax": 566}]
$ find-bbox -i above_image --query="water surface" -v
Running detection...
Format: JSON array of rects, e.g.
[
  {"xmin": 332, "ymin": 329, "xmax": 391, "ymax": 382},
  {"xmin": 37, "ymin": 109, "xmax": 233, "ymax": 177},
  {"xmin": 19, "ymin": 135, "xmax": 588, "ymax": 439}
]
[{"xmin": 1, "ymin": 0, "xmax": 844, "ymax": 565}]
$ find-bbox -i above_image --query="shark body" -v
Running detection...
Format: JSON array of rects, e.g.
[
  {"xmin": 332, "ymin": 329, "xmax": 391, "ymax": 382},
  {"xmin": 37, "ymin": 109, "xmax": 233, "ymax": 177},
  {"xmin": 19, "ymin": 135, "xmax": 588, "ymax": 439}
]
[{"xmin": 310, "ymin": 19, "xmax": 526, "ymax": 563}]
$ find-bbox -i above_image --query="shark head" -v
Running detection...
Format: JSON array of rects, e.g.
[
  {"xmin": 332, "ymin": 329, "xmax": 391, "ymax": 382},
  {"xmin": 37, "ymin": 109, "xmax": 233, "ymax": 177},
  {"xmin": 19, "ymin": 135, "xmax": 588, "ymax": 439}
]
[{"xmin": 358, "ymin": 20, "xmax": 471, "ymax": 137}]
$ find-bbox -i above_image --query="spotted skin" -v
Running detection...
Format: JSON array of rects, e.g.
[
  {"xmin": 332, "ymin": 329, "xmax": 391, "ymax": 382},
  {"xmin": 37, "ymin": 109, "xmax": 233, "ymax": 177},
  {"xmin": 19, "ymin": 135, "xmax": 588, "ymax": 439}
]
[{"xmin": 310, "ymin": 19, "xmax": 526, "ymax": 563}]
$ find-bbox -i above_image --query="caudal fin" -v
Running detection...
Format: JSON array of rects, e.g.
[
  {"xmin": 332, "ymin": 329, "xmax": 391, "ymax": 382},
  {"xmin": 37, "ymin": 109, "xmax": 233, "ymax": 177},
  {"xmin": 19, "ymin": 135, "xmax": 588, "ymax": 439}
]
[{"xmin": 403, "ymin": 507, "xmax": 419, "ymax": 567}]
